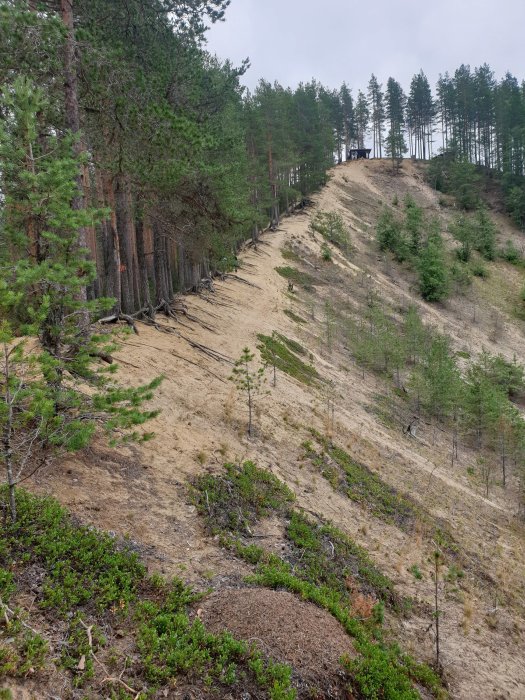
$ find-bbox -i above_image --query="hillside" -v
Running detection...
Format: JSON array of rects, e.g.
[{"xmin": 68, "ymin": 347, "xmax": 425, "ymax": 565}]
[{"xmin": 5, "ymin": 159, "xmax": 525, "ymax": 699}]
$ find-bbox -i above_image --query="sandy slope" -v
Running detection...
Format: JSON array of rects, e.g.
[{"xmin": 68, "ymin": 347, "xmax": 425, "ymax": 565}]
[{"xmin": 34, "ymin": 159, "xmax": 525, "ymax": 699}]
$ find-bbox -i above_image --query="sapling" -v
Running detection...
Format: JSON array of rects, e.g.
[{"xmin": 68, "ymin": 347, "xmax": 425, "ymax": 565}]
[{"xmin": 230, "ymin": 347, "xmax": 266, "ymax": 437}]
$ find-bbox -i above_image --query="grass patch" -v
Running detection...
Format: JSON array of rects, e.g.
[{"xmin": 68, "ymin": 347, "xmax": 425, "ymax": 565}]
[
  {"xmin": 257, "ymin": 332, "xmax": 320, "ymax": 385},
  {"xmin": 306, "ymin": 431, "xmax": 415, "ymax": 528},
  {"xmin": 275, "ymin": 266, "xmax": 318, "ymax": 289},
  {"xmin": 193, "ymin": 465, "xmax": 445, "ymax": 700},
  {"xmin": 0, "ymin": 487, "xmax": 296, "ymax": 699},
  {"xmin": 283, "ymin": 309, "xmax": 307, "ymax": 324},
  {"xmin": 280, "ymin": 247, "xmax": 301, "ymax": 262},
  {"xmin": 192, "ymin": 461, "xmax": 295, "ymax": 535}
]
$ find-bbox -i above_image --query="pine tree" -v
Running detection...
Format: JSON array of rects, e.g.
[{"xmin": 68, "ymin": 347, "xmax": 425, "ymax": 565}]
[
  {"xmin": 367, "ymin": 74, "xmax": 384, "ymax": 158},
  {"xmin": 354, "ymin": 90, "xmax": 370, "ymax": 149},
  {"xmin": 418, "ymin": 232, "xmax": 449, "ymax": 302},
  {"xmin": 230, "ymin": 347, "xmax": 265, "ymax": 437},
  {"xmin": 0, "ymin": 78, "xmax": 161, "ymax": 521},
  {"xmin": 384, "ymin": 77, "xmax": 407, "ymax": 170}
]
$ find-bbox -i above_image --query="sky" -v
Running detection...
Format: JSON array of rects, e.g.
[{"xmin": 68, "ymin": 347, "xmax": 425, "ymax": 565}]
[{"xmin": 205, "ymin": 0, "xmax": 525, "ymax": 94}]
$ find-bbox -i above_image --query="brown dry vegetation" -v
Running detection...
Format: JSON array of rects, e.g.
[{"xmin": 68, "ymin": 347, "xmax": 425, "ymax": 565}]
[{"xmin": 14, "ymin": 159, "xmax": 525, "ymax": 699}]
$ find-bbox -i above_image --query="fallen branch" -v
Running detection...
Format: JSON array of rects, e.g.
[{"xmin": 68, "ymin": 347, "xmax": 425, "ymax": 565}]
[
  {"xmin": 79, "ymin": 619, "xmax": 141, "ymax": 699},
  {"xmin": 0, "ymin": 598, "xmax": 40, "ymax": 634},
  {"xmin": 170, "ymin": 351, "xmax": 226, "ymax": 383},
  {"xmin": 98, "ymin": 314, "xmax": 138, "ymax": 335},
  {"xmin": 224, "ymin": 274, "xmax": 261, "ymax": 289}
]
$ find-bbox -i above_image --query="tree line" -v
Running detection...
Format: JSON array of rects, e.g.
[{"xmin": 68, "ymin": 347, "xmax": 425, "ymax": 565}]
[{"xmin": 2, "ymin": 3, "xmax": 525, "ymax": 323}]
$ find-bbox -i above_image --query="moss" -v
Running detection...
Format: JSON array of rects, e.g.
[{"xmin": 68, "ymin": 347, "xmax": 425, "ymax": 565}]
[{"xmin": 257, "ymin": 333, "xmax": 320, "ymax": 385}]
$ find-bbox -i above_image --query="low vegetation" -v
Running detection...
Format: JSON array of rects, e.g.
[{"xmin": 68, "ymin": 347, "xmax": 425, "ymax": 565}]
[
  {"xmin": 283, "ymin": 309, "xmax": 307, "ymax": 324},
  {"xmin": 309, "ymin": 210, "xmax": 352, "ymax": 255},
  {"xmin": 257, "ymin": 332, "xmax": 320, "ymax": 385},
  {"xmin": 0, "ymin": 488, "xmax": 296, "ymax": 699},
  {"xmin": 275, "ymin": 266, "xmax": 318, "ymax": 290},
  {"xmin": 192, "ymin": 462, "xmax": 446, "ymax": 699},
  {"xmin": 344, "ymin": 301, "xmax": 525, "ymax": 505},
  {"xmin": 304, "ymin": 430, "xmax": 415, "ymax": 528}
]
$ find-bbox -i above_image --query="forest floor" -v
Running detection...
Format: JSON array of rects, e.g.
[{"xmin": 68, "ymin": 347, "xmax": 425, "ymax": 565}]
[{"xmin": 21, "ymin": 159, "xmax": 525, "ymax": 699}]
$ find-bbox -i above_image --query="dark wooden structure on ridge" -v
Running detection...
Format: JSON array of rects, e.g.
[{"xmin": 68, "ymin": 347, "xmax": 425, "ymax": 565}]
[{"xmin": 347, "ymin": 148, "xmax": 371, "ymax": 160}]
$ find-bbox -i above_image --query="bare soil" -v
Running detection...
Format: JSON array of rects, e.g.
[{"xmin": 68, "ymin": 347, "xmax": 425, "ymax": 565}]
[{"xmin": 200, "ymin": 587, "xmax": 355, "ymax": 697}]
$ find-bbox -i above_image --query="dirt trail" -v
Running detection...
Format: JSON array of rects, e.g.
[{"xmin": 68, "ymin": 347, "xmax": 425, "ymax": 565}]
[{"xmin": 35, "ymin": 159, "xmax": 525, "ymax": 699}]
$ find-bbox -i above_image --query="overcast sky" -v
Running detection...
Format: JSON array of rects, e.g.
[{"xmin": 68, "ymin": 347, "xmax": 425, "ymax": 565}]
[{"xmin": 205, "ymin": 0, "xmax": 525, "ymax": 94}]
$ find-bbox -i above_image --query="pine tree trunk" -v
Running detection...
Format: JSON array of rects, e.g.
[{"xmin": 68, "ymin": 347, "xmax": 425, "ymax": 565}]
[
  {"xmin": 115, "ymin": 176, "xmax": 135, "ymax": 314},
  {"xmin": 101, "ymin": 173, "xmax": 121, "ymax": 312},
  {"xmin": 135, "ymin": 217, "xmax": 153, "ymax": 316},
  {"xmin": 154, "ymin": 223, "xmax": 170, "ymax": 304}
]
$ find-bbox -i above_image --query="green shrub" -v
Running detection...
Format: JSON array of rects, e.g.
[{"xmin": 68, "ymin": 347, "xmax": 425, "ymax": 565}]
[
  {"xmin": 308, "ymin": 431, "xmax": 415, "ymax": 528},
  {"xmin": 470, "ymin": 260, "xmax": 488, "ymax": 278},
  {"xmin": 283, "ymin": 309, "xmax": 307, "ymax": 324},
  {"xmin": 321, "ymin": 243, "xmax": 332, "ymax": 261},
  {"xmin": 0, "ymin": 489, "xmax": 145, "ymax": 614},
  {"xmin": 499, "ymin": 240, "xmax": 522, "ymax": 265},
  {"xmin": 310, "ymin": 210, "xmax": 351, "ymax": 253},
  {"xmin": 192, "ymin": 462, "xmax": 295, "ymax": 535}
]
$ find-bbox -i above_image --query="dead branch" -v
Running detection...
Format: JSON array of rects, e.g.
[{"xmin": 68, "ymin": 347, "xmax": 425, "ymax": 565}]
[
  {"xmin": 98, "ymin": 314, "xmax": 138, "ymax": 334},
  {"xmin": 79, "ymin": 619, "xmax": 140, "ymax": 699},
  {"xmin": 170, "ymin": 351, "xmax": 226, "ymax": 384},
  {"xmin": 0, "ymin": 598, "xmax": 40, "ymax": 634},
  {"xmin": 224, "ymin": 274, "xmax": 261, "ymax": 289}
]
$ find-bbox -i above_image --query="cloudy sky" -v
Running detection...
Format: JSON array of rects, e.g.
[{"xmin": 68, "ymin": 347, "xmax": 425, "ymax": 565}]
[{"xmin": 205, "ymin": 0, "xmax": 524, "ymax": 94}]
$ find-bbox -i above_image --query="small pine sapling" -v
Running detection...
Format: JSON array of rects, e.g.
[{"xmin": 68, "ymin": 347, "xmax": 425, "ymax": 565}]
[{"xmin": 230, "ymin": 347, "xmax": 266, "ymax": 437}]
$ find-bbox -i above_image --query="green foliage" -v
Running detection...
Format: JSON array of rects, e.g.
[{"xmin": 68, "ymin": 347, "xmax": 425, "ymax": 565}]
[
  {"xmin": 193, "ymin": 461, "xmax": 295, "ymax": 535},
  {"xmin": 0, "ymin": 81, "xmax": 160, "ymax": 521},
  {"xmin": 280, "ymin": 247, "xmax": 301, "ymax": 262},
  {"xmin": 0, "ymin": 629, "xmax": 48, "ymax": 678},
  {"xmin": 418, "ymin": 233, "xmax": 449, "ymax": 302},
  {"xmin": 137, "ymin": 578, "xmax": 295, "ymax": 697},
  {"xmin": 229, "ymin": 347, "xmax": 266, "ymax": 436},
  {"xmin": 343, "ymin": 646, "xmax": 419, "ymax": 700},
  {"xmin": 499, "ymin": 240, "xmax": 523, "ymax": 265},
  {"xmin": 428, "ymin": 157, "xmax": 480, "ymax": 210},
  {"xmin": 376, "ymin": 208, "xmax": 408, "ymax": 262},
  {"xmin": 286, "ymin": 512, "xmax": 396, "ymax": 605},
  {"xmin": 451, "ymin": 210, "xmax": 496, "ymax": 263},
  {"xmin": 306, "ymin": 431, "xmax": 415, "ymax": 528},
  {"xmin": 191, "ymin": 462, "xmax": 444, "ymax": 699},
  {"xmin": 310, "ymin": 210, "xmax": 351, "ymax": 253},
  {"xmin": 275, "ymin": 266, "xmax": 317, "ymax": 289},
  {"xmin": 0, "ymin": 489, "xmax": 296, "ymax": 698},
  {"xmin": 409, "ymin": 565, "xmax": 423, "ymax": 580},
  {"xmin": 283, "ymin": 309, "xmax": 307, "ymax": 324},
  {"xmin": 0, "ymin": 489, "xmax": 145, "ymax": 613},
  {"xmin": 470, "ymin": 260, "xmax": 488, "ymax": 278},
  {"xmin": 505, "ymin": 185, "xmax": 525, "ymax": 228},
  {"xmin": 60, "ymin": 616, "xmax": 105, "ymax": 687},
  {"xmin": 257, "ymin": 333, "xmax": 319, "ymax": 385},
  {"xmin": 404, "ymin": 195, "xmax": 424, "ymax": 255},
  {"xmin": 321, "ymin": 242, "xmax": 332, "ymax": 261}
]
